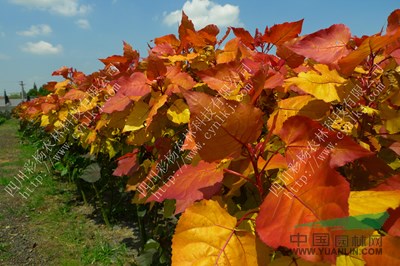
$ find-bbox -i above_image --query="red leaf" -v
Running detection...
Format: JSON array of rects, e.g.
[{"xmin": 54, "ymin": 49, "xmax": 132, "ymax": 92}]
[
  {"xmin": 389, "ymin": 142, "xmax": 400, "ymax": 156},
  {"xmin": 147, "ymin": 161, "xmax": 224, "ymax": 214},
  {"xmin": 387, "ymin": 9, "xmax": 400, "ymax": 35},
  {"xmin": 113, "ymin": 150, "xmax": 140, "ymax": 177},
  {"xmin": 52, "ymin": 66, "xmax": 71, "ymax": 79},
  {"xmin": 232, "ymin": 27, "xmax": 255, "ymax": 49},
  {"xmin": 41, "ymin": 103, "xmax": 56, "ymax": 114},
  {"xmin": 256, "ymin": 158, "xmax": 349, "ymax": 263},
  {"xmin": 178, "ymin": 11, "xmax": 196, "ymax": 51},
  {"xmin": 146, "ymin": 56, "xmax": 167, "ymax": 81},
  {"xmin": 123, "ymin": 41, "xmax": 139, "ymax": 62},
  {"xmin": 114, "ymin": 72, "xmax": 151, "ymax": 97},
  {"xmin": 276, "ymin": 41, "xmax": 305, "ymax": 68},
  {"xmin": 263, "ymin": 19, "xmax": 304, "ymax": 45},
  {"xmin": 383, "ymin": 207, "xmax": 400, "ymax": 237},
  {"xmin": 198, "ymin": 24, "xmax": 220, "ymax": 45},
  {"xmin": 363, "ymin": 235, "xmax": 400, "ymax": 265},
  {"xmin": 99, "ymin": 55, "xmax": 128, "ymax": 65},
  {"xmin": 279, "ymin": 116, "xmax": 372, "ymax": 168},
  {"xmin": 198, "ymin": 62, "xmax": 242, "ymax": 95},
  {"xmin": 101, "ymin": 94, "xmax": 132, "ymax": 113},
  {"xmin": 63, "ymin": 89, "xmax": 87, "ymax": 100},
  {"xmin": 288, "ymin": 24, "xmax": 351, "ymax": 65},
  {"xmin": 255, "ymin": 115, "xmax": 373, "ymax": 263},
  {"xmin": 164, "ymin": 66, "xmax": 196, "ymax": 95},
  {"xmin": 373, "ymin": 174, "xmax": 400, "ymax": 191}
]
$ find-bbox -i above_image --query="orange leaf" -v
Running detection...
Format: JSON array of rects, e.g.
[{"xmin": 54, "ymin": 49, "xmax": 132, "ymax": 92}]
[
  {"xmin": 154, "ymin": 34, "xmax": 180, "ymax": 50},
  {"xmin": 339, "ymin": 33, "xmax": 400, "ymax": 75},
  {"xmin": 216, "ymin": 38, "xmax": 240, "ymax": 64},
  {"xmin": 172, "ymin": 200, "xmax": 269, "ymax": 265},
  {"xmin": 184, "ymin": 91, "xmax": 263, "ymax": 162}
]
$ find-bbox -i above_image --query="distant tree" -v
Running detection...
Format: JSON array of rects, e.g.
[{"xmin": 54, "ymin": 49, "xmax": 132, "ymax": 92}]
[
  {"xmin": 9, "ymin": 92, "xmax": 21, "ymax": 99},
  {"xmin": 38, "ymin": 85, "xmax": 50, "ymax": 96},
  {"xmin": 27, "ymin": 83, "xmax": 39, "ymax": 98}
]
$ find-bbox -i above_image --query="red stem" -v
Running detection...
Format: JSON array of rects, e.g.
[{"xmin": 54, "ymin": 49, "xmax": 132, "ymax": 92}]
[
  {"xmin": 246, "ymin": 144, "xmax": 263, "ymax": 196},
  {"xmin": 223, "ymin": 168, "xmax": 258, "ymax": 187},
  {"xmin": 236, "ymin": 210, "xmax": 259, "ymax": 227}
]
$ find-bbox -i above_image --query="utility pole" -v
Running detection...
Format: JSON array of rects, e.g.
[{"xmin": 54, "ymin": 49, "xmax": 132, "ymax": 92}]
[{"xmin": 19, "ymin": 81, "xmax": 25, "ymax": 101}]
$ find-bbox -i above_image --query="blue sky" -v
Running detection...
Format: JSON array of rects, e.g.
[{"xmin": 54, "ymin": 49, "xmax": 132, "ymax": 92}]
[{"xmin": 0, "ymin": 0, "xmax": 399, "ymax": 93}]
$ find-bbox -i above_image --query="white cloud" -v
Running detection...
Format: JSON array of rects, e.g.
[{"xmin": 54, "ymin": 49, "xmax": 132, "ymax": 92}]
[
  {"xmin": 10, "ymin": 0, "xmax": 91, "ymax": 16},
  {"xmin": 21, "ymin": 41, "xmax": 63, "ymax": 55},
  {"xmin": 17, "ymin": 24, "xmax": 52, "ymax": 36},
  {"xmin": 0, "ymin": 53, "xmax": 10, "ymax": 60},
  {"xmin": 75, "ymin": 19, "xmax": 90, "ymax": 29},
  {"xmin": 163, "ymin": 0, "xmax": 241, "ymax": 29}
]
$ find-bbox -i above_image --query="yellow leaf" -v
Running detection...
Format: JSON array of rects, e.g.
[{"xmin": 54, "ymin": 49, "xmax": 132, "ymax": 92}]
[
  {"xmin": 167, "ymin": 99, "xmax": 190, "ymax": 125},
  {"xmin": 85, "ymin": 130, "xmax": 97, "ymax": 144},
  {"xmin": 389, "ymin": 158, "xmax": 400, "ymax": 170},
  {"xmin": 380, "ymin": 104, "xmax": 400, "ymax": 134},
  {"xmin": 58, "ymin": 108, "xmax": 69, "ymax": 121},
  {"xmin": 40, "ymin": 115, "xmax": 50, "ymax": 127},
  {"xmin": 122, "ymin": 101, "xmax": 149, "ymax": 133},
  {"xmin": 126, "ymin": 128, "xmax": 152, "ymax": 146},
  {"xmin": 55, "ymin": 79, "xmax": 70, "ymax": 89},
  {"xmin": 336, "ymin": 254, "xmax": 366, "ymax": 266},
  {"xmin": 360, "ymin": 105, "xmax": 379, "ymax": 116},
  {"xmin": 53, "ymin": 120, "xmax": 64, "ymax": 129},
  {"xmin": 267, "ymin": 95, "xmax": 330, "ymax": 134},
  {"xmin": 77, "ymin": 96, "xmax": 98, "ymax": 113},
  {"xmin": 286, "ymin": 64, "xmax": 347, "ymax": 102},
  {"xmin": 95, "ymin": 116, "xmax": 108, "ymax": 131},
  {"xmin": 164, "ymin": 53, "xmax": 198, "ymax": 63},
  {"xmin": 271, "ymin": 256, "xmax": 330, "ymax": 265},
  {"xmin": 172, "ymin": 200, "xmax": 269, "ymax": 266},
  {"xmin": 104, "ymin": 139, "xmax": 117, "ymax": 158},
  {"xmin": 54, "ymin": 79, "xmax": 70, "ymax": 95},
  {"xmin": 348, "ymin": 191, "xmax": 400, "ymax": 216},
  {"xmin": 90, "ymin": 141, "xmax": 99, "ymax": 155}
]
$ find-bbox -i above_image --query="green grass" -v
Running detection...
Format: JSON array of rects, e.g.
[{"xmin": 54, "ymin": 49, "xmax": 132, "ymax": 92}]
[
  {"xmin": 0, "ymin": 242, "xmax": 12, "ymax": 261},
  {"xmin": 0, "ymin": 119, "xmax": 138, "ymax": 265},
  {"xmin": 82, "ymin": 241, "xmax": 129, "ymax": 266}
]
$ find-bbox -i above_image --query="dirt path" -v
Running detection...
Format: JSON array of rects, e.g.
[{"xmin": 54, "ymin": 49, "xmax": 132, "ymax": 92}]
[
  {"xmin": 0, "ymin": 119, "xmax": 45, "ymax": 265},
  {"xmin": 0, "ymin": 119, "xmax": 139, "ymax": 265}
]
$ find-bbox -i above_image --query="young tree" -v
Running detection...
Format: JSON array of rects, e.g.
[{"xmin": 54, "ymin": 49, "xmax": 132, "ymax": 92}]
[{"xmin": 27, "ymin": 83, "xmax": 39, "ymax": 98}]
